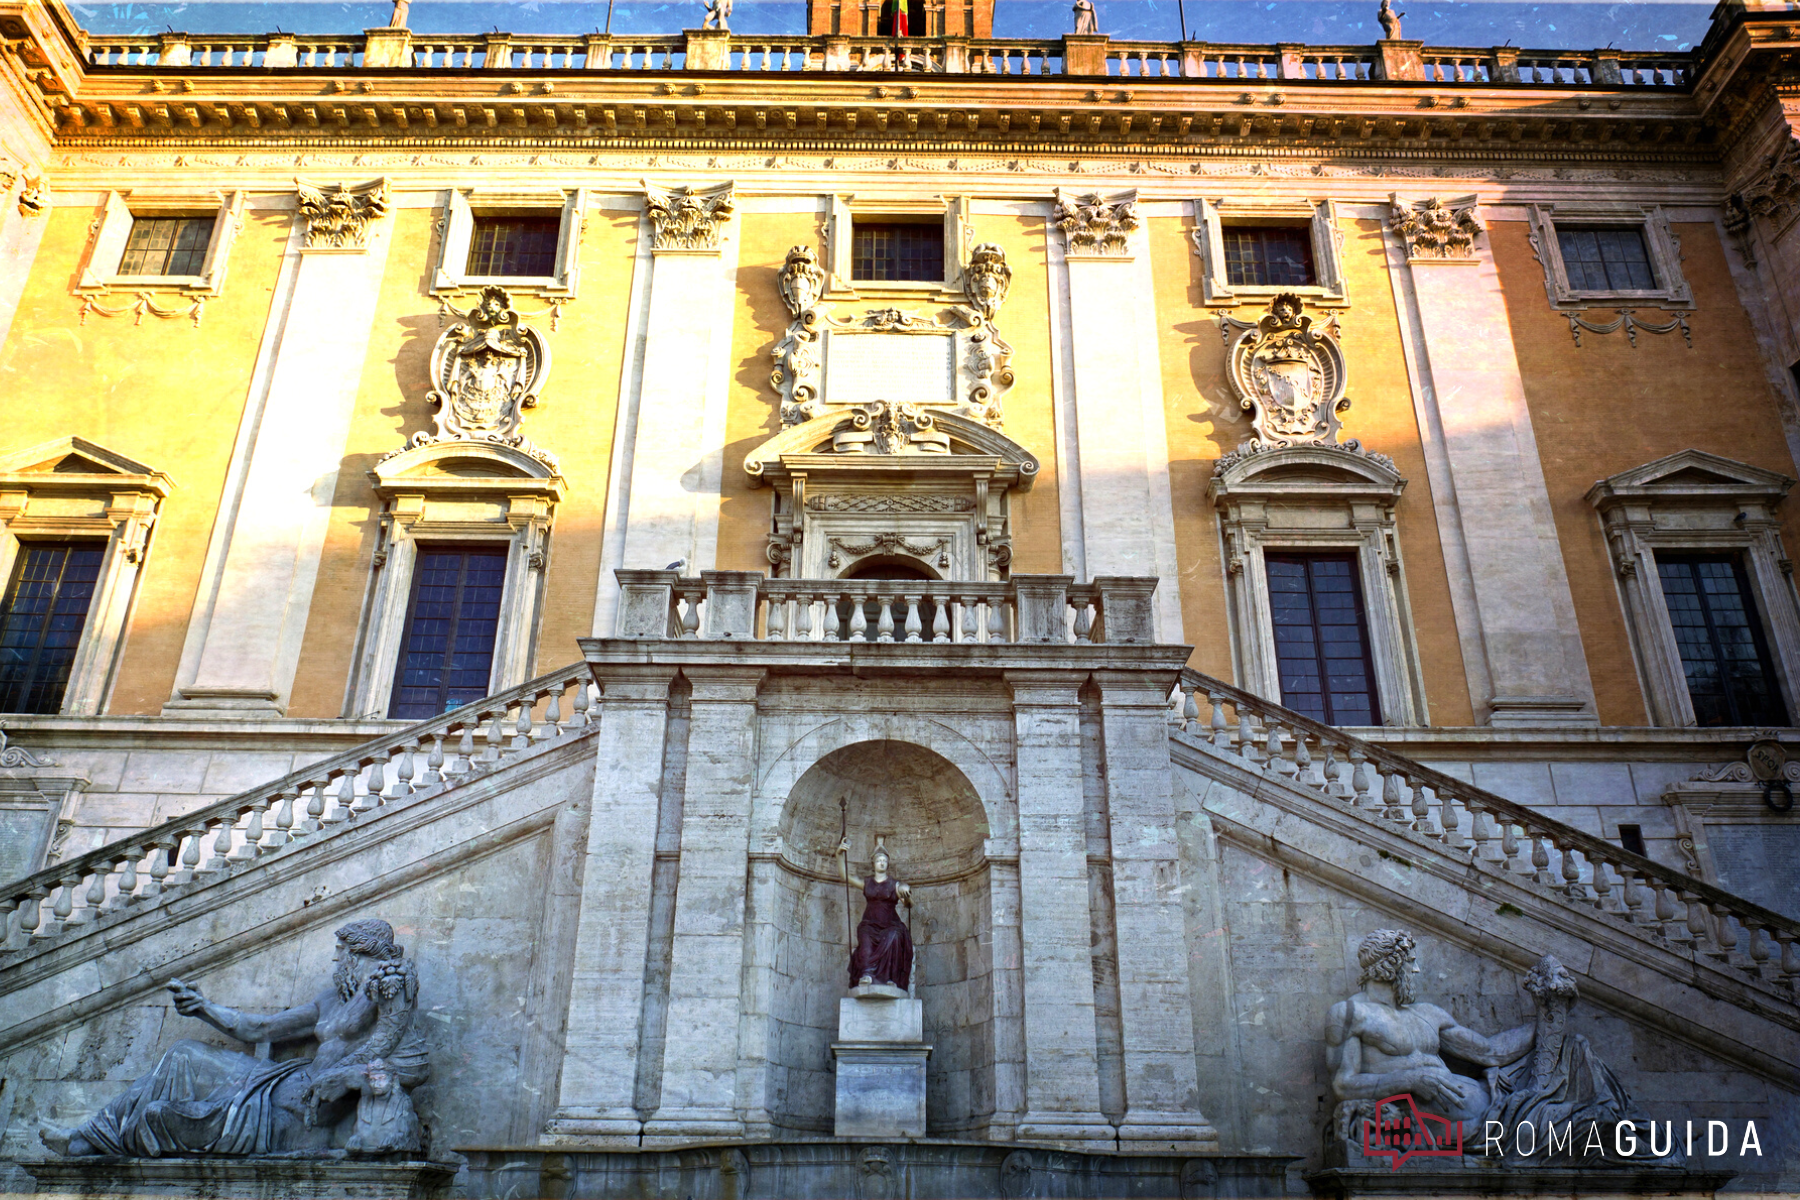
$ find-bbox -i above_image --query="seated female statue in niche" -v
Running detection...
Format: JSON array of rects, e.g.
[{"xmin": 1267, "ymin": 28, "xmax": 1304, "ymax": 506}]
[
  {"xmin": 837, "ymin": 837, "xmax": 913, "ymax": 991},
  {"xmin": 41, "ymin": 919, "xmax": 428, "ymax": 1158}
]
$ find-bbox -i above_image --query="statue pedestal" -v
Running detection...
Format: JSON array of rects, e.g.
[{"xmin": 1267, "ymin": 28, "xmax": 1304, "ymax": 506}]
[
  {"xmin": 22, "ymin": 1156, "xmax": 457, "ymax": 1199},
  {"xmin": 831, "ymin": 991, "xmax": 930, "ymax": 1138}
]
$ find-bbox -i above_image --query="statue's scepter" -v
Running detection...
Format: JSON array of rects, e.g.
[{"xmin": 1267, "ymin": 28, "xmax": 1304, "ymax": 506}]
[{"xmin": 839, "ymin": 795, "xmax": 853, "ymax": 960}]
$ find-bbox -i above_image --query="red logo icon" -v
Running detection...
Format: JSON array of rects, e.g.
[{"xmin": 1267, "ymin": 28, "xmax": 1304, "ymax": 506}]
[{"xmin": 1359, "ymin": 1094, "xmax": 1463, "ymax": 1169}]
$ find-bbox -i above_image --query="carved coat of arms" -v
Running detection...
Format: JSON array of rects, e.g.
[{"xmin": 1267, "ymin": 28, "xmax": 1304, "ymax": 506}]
[
  {"xmin": 404, "ymin": 287, "xmax": 554, "ymax": 467},
  {"xmin": 1227, "ymin": 293, "xmax": 1350, "ymax": 451}
]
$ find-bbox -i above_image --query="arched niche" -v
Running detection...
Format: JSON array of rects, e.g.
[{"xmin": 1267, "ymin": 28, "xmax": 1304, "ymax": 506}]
[{"xmin": 759, "ymin": 739, "xmax": 997, "ymax": 1138}]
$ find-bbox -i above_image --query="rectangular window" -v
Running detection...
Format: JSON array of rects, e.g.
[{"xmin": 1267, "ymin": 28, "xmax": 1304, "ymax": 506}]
[
  {"xmin": 1222, "ymin": 225, "xmax": 1316, "ymax": 287},
  {"xmin": 1618, "ymin": 824, "xmax": 1647, "ymax": 857},
  {"xmin": 851, "ymin": 221, "xmax": 945, "ymax": 283},
  {"xmin": 389, "ymin": 548, "xmax": 508, "ymax": 721},
  {"xmin": 1556, "ymin": 226, "xmax": 1656, "ymax": 292},
  {"xmin": 1266, "ymin": 552, "xmax": 1381, "ymax": 726},
  {"xmin": 117, "ymin": 216, "xmax": 213, "ymax": 277},
  {"xmin": 466, "ymin": 215, "xmax": 563, "ymax": 278},
  {"xmin": 0, "ymin": 543, "xmax": 105, "ymax": 715},
  {"xmin": 1655, "ymin": 553, "xmax": 1786, "ymax": 727}
]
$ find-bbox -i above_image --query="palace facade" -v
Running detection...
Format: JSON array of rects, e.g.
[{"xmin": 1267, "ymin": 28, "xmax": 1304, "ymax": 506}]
[{"xmin": 1, "ymin": 0, "xmax": 1799, "ymax": 1193}]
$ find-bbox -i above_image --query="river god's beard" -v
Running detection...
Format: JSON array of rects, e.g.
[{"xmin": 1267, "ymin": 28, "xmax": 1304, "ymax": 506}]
[
  {"xmin": 335, "ymin": 957, "xmax": 365, "ymax": 1003},
  {"xmin": 1392, "ymin": 968, "xmax": 1420, "ymax": 1007}
]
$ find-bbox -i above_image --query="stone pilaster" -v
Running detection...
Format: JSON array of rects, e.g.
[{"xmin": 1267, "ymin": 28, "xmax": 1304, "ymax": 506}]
[
  {"xmin": 594, "ymin": 186, "xmax": 740, "ymax": 633},
  {"xmin": 1053, "ymin": 199, "xmax": 1184, "ymax": 642},
  {"xmin": 545, "ymin": 665, "xmax": 679, "ymax": 1142},
  {"xmin": 166, "ymin": 207, "xmax": 394, "ymax": 714},
  {"xmin": 643, "ymin": 665, "xmax": 765, "ymax": 1143},
  {"xmin": 1093, "ymin": 669, "xmax": 1218, "ymax": 1151},
  {"xmin": 1006, "ymin": 670, "xmax": 1113, "ymax": 1148},
  {"xmin": 1393, "ymin": 234, "xmax": 1598, "ymax": 726}
]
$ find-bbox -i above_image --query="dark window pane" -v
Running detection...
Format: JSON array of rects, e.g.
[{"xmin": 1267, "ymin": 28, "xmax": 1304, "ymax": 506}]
[
  {"xmin": 118, "ymin": 217, "xmax": 213, "ymax": 276},
  {"xmin": 389, "ymin": 548, "xmax": 509, "ymax": 720},
  {"xmin": 1556, "ymin": 225, "xmax": 1655, "ymax": 292},
  {"xmin": 466, "ymin": 215, "xmax": 563, "ymax": 277},
  {"xmin": 1655, "ymin": 553, "xmax": 1786, "ymax": 726},
  {"xmin": 1265, "ymin": 552, "xmax": 1381, "ymax": 726},
  {"xmin": 851, "ymin": 222, "xmax": 945, "ymax": 283},
  {"xmin": 1222, "ymin": 225, "xmax": 1316, "ymax": 287},
  {"xmin": 0, "ymin": 543, "xmax": 105, "ymax": 714}
]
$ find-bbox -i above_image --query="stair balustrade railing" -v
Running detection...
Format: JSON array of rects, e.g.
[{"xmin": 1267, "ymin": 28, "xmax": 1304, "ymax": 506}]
[
  {"xmin": 1170, "ymin": 668, "xmax": 1800, "ymax": 993},
  {"xmin": 0, "ymin": 663, "xmax": 599, "ymax": 955}
]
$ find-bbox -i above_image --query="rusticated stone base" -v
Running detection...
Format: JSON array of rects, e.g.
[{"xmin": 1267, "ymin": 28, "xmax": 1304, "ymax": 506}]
[
  {"xmin": 1304, "ymin": 1164, "xmax": 1736, "ymax": 1200},
  {"xmin": 20, "ymin": 1156, "xmax": 457, "ymax": 1200},
  {"xmin": 462, "ymin": 1143, "xmax": 1293, "ymax": 1198}
]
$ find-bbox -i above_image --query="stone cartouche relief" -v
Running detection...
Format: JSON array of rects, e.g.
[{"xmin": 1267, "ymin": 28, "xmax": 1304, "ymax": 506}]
[
  {"xmin": 770, "ymin": 241, "xmax": 1015, "ymax": 431},
  {"xmin": 1725, "ymin": 135, "xmax": 1800, "ymax": 267},
  {"xmin": 642, "ymin": 179, "xmax": 735, "ymax": 253},
  {"xmin": 389, "ymin": 286, "xmax": 556, "ymax": 469},
  {"xmin": 1388, "ymin": 193, "xmax": 1483, "ymax": 261},
  {"xmin": 1053, "ymin": 187, "xmax": 1139, "ymax": 257},
  {"xmin": 294, "ymin": 176, "xmax": 390, "ymax": 251},
  {"xmin": 1217, "ymin": 292, "xmax": 1359, "ymax": 459}
]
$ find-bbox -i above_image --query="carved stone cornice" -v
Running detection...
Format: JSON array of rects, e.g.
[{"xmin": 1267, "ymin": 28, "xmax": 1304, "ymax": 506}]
[
  {"xmin": 642, "ymin": 179, "xmax": 735, "ymax": 253},
  {"xmin": 1053, "ymin": 187, "xmax": 1138, "ymax": 258},
  {"xmin": 294, "ymin": 175, "xmax": 390, "ymax": 251},
  {"xmin": 1388, "ymin": 193, "xmax": 1483, "ymax": 261}
]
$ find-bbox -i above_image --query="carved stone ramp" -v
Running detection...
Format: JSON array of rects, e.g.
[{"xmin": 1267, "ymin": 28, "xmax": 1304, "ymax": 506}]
[
  {"xmin": 0, "ymin": 665, "xmax": 600, "ymax": 1164},
  {"xmin": 1166, "ymin": 671, "xmax": 1800, "ymax": 1177}
]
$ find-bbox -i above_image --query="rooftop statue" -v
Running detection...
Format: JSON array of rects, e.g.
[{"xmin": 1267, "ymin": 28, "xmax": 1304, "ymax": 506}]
[
  {"xmin": 701, "ymin": 0, "xmax": 733, "ymax": 33},
  {"xmin": 41, "ymin": 919, "xmax": 429, "ymax": 1158},
  {"xmin": 1325, "ymin": 929, "xmax": 1533, "ymax": 1150},
  {"xmin": 1072, "ymin": 0, "xmax": 1099, "ymax": 35},
  {"xmin": 387, "ymin": 0, "xmax": 411, "ymax": 29},
  {"xmin": 1377, "ymin": 0, "xmax": 1404, "ymax": 40}
]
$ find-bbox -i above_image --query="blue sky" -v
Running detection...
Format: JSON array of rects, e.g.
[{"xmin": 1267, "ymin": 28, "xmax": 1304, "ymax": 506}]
[{"xmin": 68, "ymin": 1, "xmax": 1711, "ymax": 52}]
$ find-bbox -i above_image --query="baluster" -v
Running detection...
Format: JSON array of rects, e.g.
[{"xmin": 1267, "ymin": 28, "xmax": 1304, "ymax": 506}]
[
  {"xmin": 1411, "ymin": 783, "xmax": 1434, "ymax": 834},
  {"xmin": 1381, "ymin": 771, "xmax": 1404, "ymax": 822},
  {"xmin": 486, "ymin": 708, "xmax": 507, "ymax": 766},
  {"xmin": 1525, "ymin": 832, "xmax": 1550, "ymax": 884},
  {"xmin": 144, "ymin": 835, "xmax": 174, "ymax": 898},
  {"xmin": 573, "ymin": 683, "xmax": 595, "ymax": 729},
  {"xmin": 515, "ymin": 703, "xmax": 535, "ymax": 750},
  {"xmin": 987, "ymin": 595, "xmax": 1007, "ymax": 642},
  {"xmin": 1071, "ymin": 598, "xmax": 1092, "ymax": 643},
  {"xmin": 1559, "ymin": 841, "xmax": 1583, "ymax": 899},
  {"xmin": 305, "ymin": 779, "xmax": 332, "ymax": 829},
  {"xmin": 1182, "ymin": 685, "xmax": 1200, "ymax": 733},
  {"xmin": 371, "ymin": 755, "xmax": 391, "ymax": 802},
  {"xmin": 931, "ymin": 597, "xmax": 950, "ymax": 643},
  {"xmin": 1296, "ymin": 735, "xmax": 1324, "ymax": 788},
  {"xmin": 1208, "ymin": 694, "xmax": 1229, "ymax": 749},
  {"xmin": 1621, "ymin": 869, "xmax": 1645, "ymax": 924},
  {"xmin": 17, "ymin": 885, "xmax": 46, "ymax": 945},
  {"xmin": 235, "ymin": 799, "xmax": 267, "ymax": 860},
  {"xmin": 1590, "ymin": 857, "xmax": 1614, "ymax": 912},
  {"xmin": 178, "ymin": 826, "xmax": 206, "ymax": 880},
  {"xmin": 419, "ymin": 736, "xmax": 444, "ymax": 787},
  {"xmin": 0, "ymin": 897, "xmax": 18, "ymax": 949},
  {"xmin": 350, "ymin": 766, "xmax": 378, "ymax": 816},
  {"xmin": 116, "ymin": 852, "xmax": 144, "ymax": 910},
  {"xmin": 1680, "ymin": 891, "xmax": 1709, "ymax": 950},
  {"xmin": 876, "ymin": 596, "xmax": 896, "ymax": 642},
  {"xmin": 1437, "ymin": 791, "xmax": 1460, "ymax": 847},
  {"xmin": 680, "ymin": 589, "xmax": 702, "ymax": 637},
  {"xmin": 1267, "ymin": 722, "xmax": 1293, "ymax": 777},
  {"xmin": 1500, "ymin": 821, "xmax": 1521, "ymax": 874},
  {"xmin": 93, "ymin": 857, "xmax": 124, "ymax": 914},
  {"xmin": 903, "ymin": 594, "xmax": 923, "ymax": 642},
  {"xmin": 825, "ymin": 594, "xmax": 843, "ymax": 639},
  {"xmin": 51, "ymin": 875, "xmax": 78, "ymax": 934},
  {"xmin": 270, "ymin": 791, "xmax": 294, "ymax": 849},
  {"xmin": 1238, "ymin": 710, "xmax": 1258, "ymax": 762},
  {"xmin": 1465, "ymin": 805, "xmax": 1490, "ymax": 861},
  {"xmin": 1746, "ymin": 923, "xmax": 1772, "ymax": 977},
  {"xmin": 1710, "ymin": 905, "xmax": 1739, "ymax": 962},
  {"xmin": 393, "ymin": 745, "xmax": 416, "ymax": 797},
  {"xmin": 768, "ymin": 595, "xmax": 788, "ymax": 640},
  {"xmin": 205, "ymin": 816, "xmax": 236, "ymax": 872},
  {"xmin": 449, "ymin": 725, "xmax": 475, "ymax": 776},
  {"xmin": 955, "ymin": 596, "xmax": 974, "ymax": 643},
  {"xmin": 797, "ymin": 594, "xmax": 816, "ymax": 640},
  {"xmin": 1778, "ymin": 933, "xmax": 1799, "ymax": 982},
  {"xmin": 849, "ymin": 595, "xmax": 868, "ymax": 642},
  {"xmin": 545, "ymin": 688, "xmax": 565, "ymax": 737}
]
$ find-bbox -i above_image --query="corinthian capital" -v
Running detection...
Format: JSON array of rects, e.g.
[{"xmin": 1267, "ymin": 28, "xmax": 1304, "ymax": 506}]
[
  {"xmin": 1053, "ymin": 188, "xmax": 1139, "ymax": 257},
  {"xmin": 294, "ymin": 176, "xmax": 390, "ymax": 251},
  {"xmin": 642, "ymin": 179, "xmax": 736, "ymax": 254},
  {"xmin": 1388, "ymin": 193, "xmax": 1483, "ymax": 261}
]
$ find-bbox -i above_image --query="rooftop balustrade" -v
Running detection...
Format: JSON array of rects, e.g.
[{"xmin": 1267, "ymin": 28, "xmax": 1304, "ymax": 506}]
[{"xmin": 83, "ymin": 30, "xmax": 1691, "ymax": 88}]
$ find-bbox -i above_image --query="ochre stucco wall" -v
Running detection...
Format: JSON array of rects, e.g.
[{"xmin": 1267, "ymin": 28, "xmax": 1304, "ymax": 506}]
[
  {"xmin": 285, "ymin": 206, "xmax": 637, "ymax": 717},
  {"xmin": 1495, "ymin": 219, "xmax": 1800, "ymax": 727},
  {"xmin": 1153, "ymin": 214, "xmax": 1475, "ymax": 726},
  {"xmin": 0, "ymin": 203, "xmax": 290, "ymax": 714}
]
